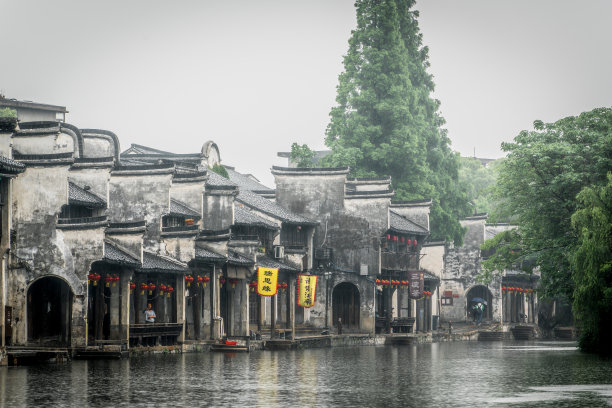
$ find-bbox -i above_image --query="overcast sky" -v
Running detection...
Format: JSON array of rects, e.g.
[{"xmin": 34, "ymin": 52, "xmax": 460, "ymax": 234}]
[{"xmin": 2, "ymin": 0, "xmax": 611, "ymax": 186}]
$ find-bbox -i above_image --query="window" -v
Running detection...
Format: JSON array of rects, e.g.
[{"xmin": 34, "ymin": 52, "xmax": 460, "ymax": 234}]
[{"xmin": 441, "ymin": 297, "xmax": 453, "ymax": 306}]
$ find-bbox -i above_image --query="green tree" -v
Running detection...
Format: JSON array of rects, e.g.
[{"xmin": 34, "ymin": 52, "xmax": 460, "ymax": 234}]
[
  {"xmin": 571, "ymin": 174, "xmax": 612, "ymax": 354},
  {"xmin": 482, "ymin": 107, "xmax": 612, "ymax": 304},
  {"xmin": 458, "ymin": 157, "xmax": 502, "ymax": 216},
  {"xmin": 210, "ymin": 163, "xmax": 229, "ymax": 179},
  {"xmin": 323, "ymin": 0, "xmax": 470, "ymax": 244},
  {"xmin": 289, "ymin": 143, "xmax": 315, "ymax": 168}
]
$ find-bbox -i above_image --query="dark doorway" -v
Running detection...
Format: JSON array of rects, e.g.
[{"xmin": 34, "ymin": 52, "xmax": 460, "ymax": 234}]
[
  {"xmin": 220, "ymin": 282, "xmax": 231, "ymax": 336},
  {"xmin": 332, "ymin": 282, "xmax": 360, "ymax": 330},
  {"xmin": 27, "ymin": 276, "xmax": 73, "ymax": 346},
  {"xmin": 466, "ymin": 285, "xmax": 493, "ymax": 321}
]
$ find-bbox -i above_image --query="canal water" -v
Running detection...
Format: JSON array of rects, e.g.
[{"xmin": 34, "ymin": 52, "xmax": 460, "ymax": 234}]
[{"xmin": 1, "ymin": 341, "xmax": 611, "ymax": 407}]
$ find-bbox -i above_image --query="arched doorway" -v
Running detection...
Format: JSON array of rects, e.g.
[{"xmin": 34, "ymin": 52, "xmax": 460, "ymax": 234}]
[
  {"xmin": 466, "ymin": 285, "xmax": 493, "ymax": 321},
  {"xmin": 27, "ymin": 276, "xmax": 73, "ymax": 346},
  {"xmin": 332, "ymin": 282, "xmax": 360, "ymax": 331}
]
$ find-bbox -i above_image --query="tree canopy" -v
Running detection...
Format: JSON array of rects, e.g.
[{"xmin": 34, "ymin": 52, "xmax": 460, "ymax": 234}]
[
  {"xmin": 458, "ymin": 157, "xmax": 502, "ymax": 217},
  {"xmin": 481, "ymin": 107, "xmax": 612, "ymax": 352},
  {"xmin": 571, "ymin": 174, "xmax": 612, "ymax": 354},
  {"xmin": 289, "ymin": 143, "xmax": 315, "ymax": 168},
  {"xmin": 320, "ymin": 0, "xmax": 470, "ymax": 244}
]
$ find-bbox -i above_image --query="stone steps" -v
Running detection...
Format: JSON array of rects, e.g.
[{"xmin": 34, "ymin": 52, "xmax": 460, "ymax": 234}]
[
  {"xmin": 478, "ymin": 331, "xmax": 503, "ymax": 341},
  {"xmin": 511, "ymin": 325, "xmax": 535, "ymax": 340}
]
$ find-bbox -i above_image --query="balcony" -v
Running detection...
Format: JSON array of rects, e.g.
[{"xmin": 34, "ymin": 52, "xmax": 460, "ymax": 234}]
[
  {"xmin": 161, "ymin": 224, "xmax": 199, "ymax": 237},
  {"xmin": 56, "ymin": 215, "xmax": 107, "ymax": 230}
]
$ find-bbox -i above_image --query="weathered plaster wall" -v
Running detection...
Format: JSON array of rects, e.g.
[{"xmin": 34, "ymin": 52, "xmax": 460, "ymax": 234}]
[
  {"xmin": 68, "ymin": 167, "xmax": 111, "ymax": 202},
  {"xmin": 163, "ymin": 236, "xmax": 196, "ymax": 264},
  {"xmin": 274, "ymin": 173, "xmax": 346, "ymax": 222},
  {"xmin": 202, "ymin": 190, "xmax": 234, "ymax": 231},
  {"xmin": 108, "ymin": 172, "xmax": 172, "ymax": 249},
  {"xmin": 390, "ymin": 204, "xmax": 430, "ymax": 231},
  {"xmin": 82, "ymin": 135, "xmax": 115, "ymax": 158},
  {"xmin": 420, "ymin": 244, "xmax": 445, "ymax": 279},
  {"xmin": 12, "ymin": 131, "xmax": 74, "ymax": 155},
  {"xmin": 170, "ymin": 181, "xmax": 204, "ymax": 219}
]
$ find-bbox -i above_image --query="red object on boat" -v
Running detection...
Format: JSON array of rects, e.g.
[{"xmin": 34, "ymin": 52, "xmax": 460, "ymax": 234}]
[{"xmin": 225, "ymin": 340, "xmax": 237, "ymax": 346}]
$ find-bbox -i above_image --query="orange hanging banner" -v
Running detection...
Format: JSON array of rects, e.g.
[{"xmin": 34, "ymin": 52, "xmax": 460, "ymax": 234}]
[
  {"xmin": 257, "ymin": 267, "xmax": 279, "ymax": 297},
  {"xmin": 297, "ymin": 274, "xmax": 318, "ymax": 308}
]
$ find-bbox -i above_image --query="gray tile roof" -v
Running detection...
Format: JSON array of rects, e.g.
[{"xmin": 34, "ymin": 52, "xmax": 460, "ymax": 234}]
[
  {"xmin": 169, "ymin": 198, "xmax": 200, "ymax": 218},
  {"xmin": 206, "ymin": 170, "xmax": 237, "ymax": 188},
  {"xmin": 236, "ymin": 190, "xmax": 317, "ymax": 226},
  {"xmin": 140, "ymin": 251, "xmax": 188, "ymax": 274},
  {"xmin": 389, "ymin": 210, "xmax": 429, "ymax": 235},
  {"xmin": 227, "ymin": 251, "xmax": 254, "ymax": 266},
  {"xmin": 256, "ymin": 255, "xmax": 299, "ymax": 272},
  {"xmin": 234, "ymin": 205, "xmax": 279, "ymax": 230},
  {"xmin": 69, "ymin": 182, "xmax": 106, "ymax": 208},
  {"xmin": 194, "ymin": 247, "xmax": 227, "ymax": 262},
  {"xmin": 103, "ymin": 241, "xmax": 141, "ymax": 267},
  {"xmin": 226, "ymin": 167, "xmax": 273, "ymax": 193},
  {"xmin": 0, "ymin": 155, "xmax": 25, "ymax": 174}
]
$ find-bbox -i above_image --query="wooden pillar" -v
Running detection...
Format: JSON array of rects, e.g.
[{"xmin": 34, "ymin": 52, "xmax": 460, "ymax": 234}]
[
  {"xmin": 270, "ymin": 294, "xmax": 276, "ymax": 339},
  {"xmin": 120, "ymin": 270, "xmax": 131, "ymax": 346},
  {"xmin": 177, "ymin": 275, "xmax": 185, "ymax": 343},
  {"xmin": 289, "ymin": 276, "xmax": 295, "ymax": 340}
]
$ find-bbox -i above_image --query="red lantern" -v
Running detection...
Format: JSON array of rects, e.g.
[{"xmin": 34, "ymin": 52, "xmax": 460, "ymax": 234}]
[
  {"xmin": 406, "ymin": 240, "xmax": 412, "ymax": 246},
  {"xmin": 185, "ymin": 275, "xmax": 193, "ymax": 287},
  {"xmin": 140, "ymin": 283, "xmax": 149, "ymax": 295},
  {"xmin": 104, "ymin": 276, "xmax": 113, "ymax": 287},
  {"xmin": 203, "ymin": 276, "xmax": 210, "ymax": 287},
  {"xmin": 400, "ymin": 236, "xmax": 405, "ymax": 243},
  {"xmin": 88, "ymin": 273, "xmax": 101, "ymax": 286},
  {"xmin": 249, "ymin": 281, "xmax": 257, "ymax": 292},
  {"xmin": 159, "ymin": 284, "xmax": 167, "ymax": 295},
  {"xmin": 112, "ymin": 275, "xmax": 119, "ymax": 287},
  {"xmin": 167, "ymin": 286, "xmax": 174, "ymax": 298},
  {"xmin": 393, "ymin": 236, "xmax": 398, "ymax": 242},
  {"xmin": 129, "ymin": 281, "xmax": 136, "ymax": 294},
  {"xmin": 281, "ymin": 282, "xmax": 288, "ymax": 291},
  {"xmin": 185, "ymin": 218, "xmax": 194, "ymax": 226},
  {"xmin": 413, "ymin": 240, "xmax": 418, "ymax": 246},
  {"xmin": 376, "ymin": 279, "xmax": 381, "ymax": 286},
  {"xmin": 386, "ymin": 234, "xmax": 391, "ymax": 240},
  {"xmin": 148, "ymin": 283, "xmax": 156, "ymax": 295},
  {"xmin": 230, "ymin": 278, "xmax": 239, "ymax": 289},
  {"xmin": 219, "ymin": 277, "xmax": 226, "ymax": 288},
  {"xmin": 197, "ymin": 276, "xmax": 204, "ymax": 287}
]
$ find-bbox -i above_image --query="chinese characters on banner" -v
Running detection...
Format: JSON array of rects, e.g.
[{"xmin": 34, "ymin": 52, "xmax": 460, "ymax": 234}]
[
  {"xmin": 257, "ymin": 267, "xmax": 279, "ymax": 296},
  {"xmin": 409, "ymin": 270, "xmax": 424, "ymax": 299},
  {"xmin": 297, "ymin": 274, "xmax": 318, "ymax": 308}
]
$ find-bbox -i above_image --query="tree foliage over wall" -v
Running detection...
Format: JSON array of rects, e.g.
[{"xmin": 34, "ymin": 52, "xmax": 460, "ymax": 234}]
[
  {"xmin": 290, "ymin": 143, "xmax": 315, "ymax": 168},
  {"xmin": 211, "ymin": 163, "xmax": 229, "ymax": 179},
  {"xmin": 481, "ymin": 107, "xmax": 612, "ymax": 353},
  {"xmin": 321, "ymin": 0, "xmax": 470, "ymax": 244}
]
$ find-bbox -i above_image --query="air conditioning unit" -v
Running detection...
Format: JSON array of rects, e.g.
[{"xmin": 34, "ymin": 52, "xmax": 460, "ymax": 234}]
[{"xmin": 274, "ymin": 245, "xmax": 285, "ymax": 259}]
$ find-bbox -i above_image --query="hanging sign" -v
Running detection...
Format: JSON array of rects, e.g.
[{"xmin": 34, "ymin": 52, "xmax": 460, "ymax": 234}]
[
  {"xmin": 297, "ymin": 274, "xmax": 318, "ymax": 308},
  {"xmin": 409, "ymin": 271, "xmax": 424, "ymax": 299},
  {"xmin": 257, "ymin": 267, "xmax": 279, "ymax": 296}
]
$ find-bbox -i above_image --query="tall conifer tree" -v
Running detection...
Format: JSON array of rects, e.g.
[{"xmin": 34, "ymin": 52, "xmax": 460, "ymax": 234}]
[{"xmin": 324, "ymin": 0, "xmax": 470, "ymax": 244}]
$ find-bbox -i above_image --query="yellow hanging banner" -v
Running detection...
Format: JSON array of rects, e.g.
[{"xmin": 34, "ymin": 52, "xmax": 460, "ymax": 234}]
[
  {"xmin": 257, "ymin": 267, "xmax": 279, "ymax": 297},
  {"xmin": 297, "ymin": 274, "xmax": 318, "ymax": 308}
]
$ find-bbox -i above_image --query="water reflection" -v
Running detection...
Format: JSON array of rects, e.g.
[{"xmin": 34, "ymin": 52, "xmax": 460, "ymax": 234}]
[{"xmin": 1, "ymin": 341, "xmax": 611, "ymax": 407}]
